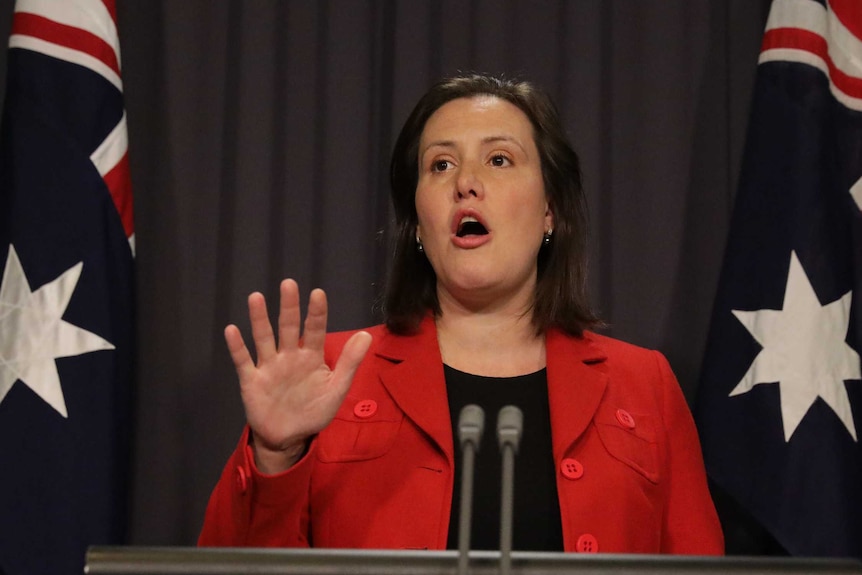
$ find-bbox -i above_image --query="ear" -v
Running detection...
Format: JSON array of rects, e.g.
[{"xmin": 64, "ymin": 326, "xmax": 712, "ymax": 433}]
[
  {"xmin": 415, "ymin": 224, "xmax": 422, "ymax": 243},
  {"xmin": 544, "ymin": 204, "xmax": 554, "ymax": 232}
]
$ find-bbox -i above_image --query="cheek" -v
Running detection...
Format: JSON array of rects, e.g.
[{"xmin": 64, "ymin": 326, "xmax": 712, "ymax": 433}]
[
  {"xmin": 513, "ymin": 197, "xmax": 550, "ymax": 232},
  {"xmin": 414, "ymin": 188, "xmax": 447, "ymax": 230},
  {"xmin": 413, "ymin": 188, "xmax": 429, "ymax": 228}
]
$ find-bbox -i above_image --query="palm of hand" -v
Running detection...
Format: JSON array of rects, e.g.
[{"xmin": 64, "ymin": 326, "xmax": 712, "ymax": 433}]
[
  {"xmin": 240, "ymin": 348, "xmax": 343, "ymax": 452},
  {"xmin": 224, "ymin": 279, "xmax": 372, "ymax": 472}
]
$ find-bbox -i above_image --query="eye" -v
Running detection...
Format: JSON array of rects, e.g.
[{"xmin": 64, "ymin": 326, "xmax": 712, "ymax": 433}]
[
  {"xmin": 490, "ymin": 154, "xmax": 511, "ymax": 167},
  {"xmin": 431, "ymin": 159, "xmax": 451, "ymax": 172}
]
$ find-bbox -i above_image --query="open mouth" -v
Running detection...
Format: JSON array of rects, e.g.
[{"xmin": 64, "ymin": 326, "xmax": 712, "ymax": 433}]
[{"xmin": 456, "ymin": 217, "xmax": 489, "ymax": 237}]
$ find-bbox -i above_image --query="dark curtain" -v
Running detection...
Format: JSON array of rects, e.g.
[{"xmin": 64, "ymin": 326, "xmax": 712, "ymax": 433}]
[{"xmin": 0, "ymin": 0, "xmax": 772, "ymax": 546}]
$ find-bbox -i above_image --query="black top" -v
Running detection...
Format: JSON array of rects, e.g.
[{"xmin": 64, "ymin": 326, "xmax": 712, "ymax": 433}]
[{"xmin": 444, "ymin": 365, "xmax": 563, "ymax": 551}]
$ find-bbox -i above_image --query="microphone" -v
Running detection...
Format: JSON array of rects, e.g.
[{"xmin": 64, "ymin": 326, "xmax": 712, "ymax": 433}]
[
  {"xmin": 456, "ymin": 404, "xmax": 485, "ymax": 575},
  {"xmin": 497, "ymin": 405, "xmax": 523, "ymax": 575}
]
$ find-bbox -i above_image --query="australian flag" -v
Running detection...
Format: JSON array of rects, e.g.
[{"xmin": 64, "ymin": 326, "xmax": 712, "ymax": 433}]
[
  {"xmin": 0, "ymin": 1, "xmax": 134, "ymax": 574},
  {"xmin": 696, "ymin": 0, "xmax": 862, "ymax": 559}
]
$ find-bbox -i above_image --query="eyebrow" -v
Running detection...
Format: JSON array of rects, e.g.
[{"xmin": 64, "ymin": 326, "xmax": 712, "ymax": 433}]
[{"xmin": 421, "ymin": 135, "xmax": 528, "ymax": 157}]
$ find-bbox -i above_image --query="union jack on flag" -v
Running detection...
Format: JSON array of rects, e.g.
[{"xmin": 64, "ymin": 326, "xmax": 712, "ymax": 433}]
[
  {"xmin": 0, "ymin": 1, "xmax": 134, "ymax": 573},
  {"xmin": 697, "ymin": 0, "xmax": 862, "ymax": 558}
]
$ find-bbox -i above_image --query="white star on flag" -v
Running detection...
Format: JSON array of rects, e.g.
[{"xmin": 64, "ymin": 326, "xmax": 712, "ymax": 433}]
[
  {"xmin": 0, "ymin": 245, "xmax": 115, "ymax": 418},
  {"xmin": 852, "ymin": 176, "xmax": 862, "ymax": 212},
  {"xmin": 730, "ymin": 250, "xmax": 861, "ymax": 442}
]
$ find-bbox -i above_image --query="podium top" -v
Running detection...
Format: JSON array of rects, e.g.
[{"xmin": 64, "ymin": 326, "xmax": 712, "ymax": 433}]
[{"xmin": 85, "ymin": 547, "xmax": 862, "ymax": 575}]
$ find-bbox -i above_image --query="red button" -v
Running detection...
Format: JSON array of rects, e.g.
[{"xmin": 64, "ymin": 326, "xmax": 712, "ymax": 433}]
[
  {"xmin": 353, "ymin": 399, "xmax": 378, "ymax": 419},
  {"xmin": 576, "ymin": 533, "xmax": 598, "ymax": 553},
  {"xmin": 235, "ymin": 465, "xmax": 248, "ymax": 494},
  {"xmin": 615, "ymin": 408, "xmax": 635, "ymax": 429},
  {"xmin": 560, "ymin": 458, "xmax": 584, "ymax": 480}
]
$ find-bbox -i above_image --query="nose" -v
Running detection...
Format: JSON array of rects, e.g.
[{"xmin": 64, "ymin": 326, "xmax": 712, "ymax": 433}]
[{"xmin": 454, "ymin": 162, "xmax": 484, "ymax": 201}]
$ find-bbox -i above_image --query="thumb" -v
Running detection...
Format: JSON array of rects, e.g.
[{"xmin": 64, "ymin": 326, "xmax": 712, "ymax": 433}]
[{"xmin": 330, "ymin": 331, "xmax": 372, "ymax": 391}]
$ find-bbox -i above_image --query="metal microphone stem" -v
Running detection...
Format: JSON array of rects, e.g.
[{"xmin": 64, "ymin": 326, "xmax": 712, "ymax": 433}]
[
  {"xmin": 457, "ymin": 440, "xmax": 476, "ymax": 575},
  {"xmin": 499, "ymin": 441, "xmax": 515, "ymax": 575},
  {"xmin": 457, "ymin": 404, "xmax": 485, "ymax": 575},
  {"xmin": 496, "ymin": 405, "xmax": 523, "ymax": 575}
]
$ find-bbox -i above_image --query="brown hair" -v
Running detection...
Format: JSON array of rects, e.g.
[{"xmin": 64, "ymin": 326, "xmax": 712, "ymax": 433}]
[{"xmin": 383, "ymin": 73, "xmax": 600, "ymax": 336}]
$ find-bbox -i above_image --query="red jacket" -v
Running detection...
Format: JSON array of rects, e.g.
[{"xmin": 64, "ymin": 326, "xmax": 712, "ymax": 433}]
[{"xmin": 199, "ymin": 317, "xmax": 724, "ymax": 554}]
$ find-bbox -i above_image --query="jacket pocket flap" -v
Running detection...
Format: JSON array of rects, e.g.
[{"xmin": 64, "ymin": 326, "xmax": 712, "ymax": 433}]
[
  {"xmin": 594, "ymin": 410, "xmax": 659, "ymax": 484},
  {"xmin": 317, "ymin": 395, "xmax": 404, "ymax": 462}
]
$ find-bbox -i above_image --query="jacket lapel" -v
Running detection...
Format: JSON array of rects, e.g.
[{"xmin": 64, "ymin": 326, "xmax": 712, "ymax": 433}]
[
  {"xmin": 546, "ymin": 329, "xmax": 608, "ymax": 462},
  {"xmin": 373, "ymin": 316, "xmax": 455, "ymax": 467},
  {"xmin": 369, "ymin": 320, "xmax": 608, "ymax": 468}
]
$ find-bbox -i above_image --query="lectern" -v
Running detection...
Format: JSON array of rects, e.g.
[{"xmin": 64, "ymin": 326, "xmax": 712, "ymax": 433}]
[{"xmin": 85, "ymin": 547, "xmax": 862, "ymax": 575}]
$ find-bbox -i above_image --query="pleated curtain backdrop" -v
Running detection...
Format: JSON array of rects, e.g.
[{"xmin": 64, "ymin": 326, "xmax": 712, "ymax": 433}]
[{"xmin": 0, "ymin": 0, "xmax": 771, "ymax": 546}]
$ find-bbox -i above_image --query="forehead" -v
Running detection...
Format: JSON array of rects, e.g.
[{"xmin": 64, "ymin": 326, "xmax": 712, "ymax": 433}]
[{"xmin": 420, "ymin": 95, "xmax": 535, "ymax": 144}]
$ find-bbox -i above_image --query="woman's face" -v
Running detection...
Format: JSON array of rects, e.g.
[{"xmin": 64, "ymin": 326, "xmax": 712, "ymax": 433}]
[{"xmin": 415, "ymin": 95, "xmax": 553, "ymax": 311}]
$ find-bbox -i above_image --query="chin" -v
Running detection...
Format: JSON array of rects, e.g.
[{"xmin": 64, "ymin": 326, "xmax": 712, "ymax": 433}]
[
  {"xmin": 448, "ymin": 269, "xmax": 499, "ymax": 290},
  {"xmin": 447, "ymin": 276, "xmax": 518, "ymax": 301}
]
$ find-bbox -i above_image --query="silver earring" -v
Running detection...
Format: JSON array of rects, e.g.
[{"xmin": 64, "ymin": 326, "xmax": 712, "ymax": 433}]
[
  {"xmin": 543, "ymin": 229, "xmax": 553, "ymax": 246},
  {"xmin": 416, "ymin": 237, "xmax": 424, "ymax": 252}
]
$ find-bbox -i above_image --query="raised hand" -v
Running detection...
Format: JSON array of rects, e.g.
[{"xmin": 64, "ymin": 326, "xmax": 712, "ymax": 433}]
[{"xmin": 224, "ymin": 279, "xmax": 372, "ymax": 473}]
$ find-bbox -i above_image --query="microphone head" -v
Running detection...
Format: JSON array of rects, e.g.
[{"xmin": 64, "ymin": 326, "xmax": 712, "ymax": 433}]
[
  {"xmin": 458, "ymin": 404, "xmax": 485, "ymax": 451},
  {"xmin": 496, "ymin": 405, "xmax": 523, "ymax": 453}
]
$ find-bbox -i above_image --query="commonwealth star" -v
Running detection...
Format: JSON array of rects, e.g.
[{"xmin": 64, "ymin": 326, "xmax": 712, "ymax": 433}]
[
  {"xmin": 730, "ymin": 250, "xmax": 860, "ymax": 441},
  {"xmin": 0, "ymin": 245, "xmax": 114, "ymax": 418}
]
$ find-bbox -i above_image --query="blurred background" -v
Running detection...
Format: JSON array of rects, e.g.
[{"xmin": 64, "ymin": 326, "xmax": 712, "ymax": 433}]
[{"xmin": 0, "ymin": 0, "xmax": 772, "ymax": 546}]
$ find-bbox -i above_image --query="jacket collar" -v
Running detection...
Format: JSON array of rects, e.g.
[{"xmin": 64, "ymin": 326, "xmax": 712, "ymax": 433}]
[
  {"xmin": 545, "ymin": 329, "xmax": 608, "ymax": 461},
  {"xmin": 374, "ymin": 316, "xmax": 455, "ymax": 466},
  {"xmin": 371, "ymin": 316, "xmax": 609, "ymax": 465}
]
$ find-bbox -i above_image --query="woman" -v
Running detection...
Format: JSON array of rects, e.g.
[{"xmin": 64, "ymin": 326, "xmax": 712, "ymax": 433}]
[{"xmin": 199, "ymin": 74, "xmax": 724, "ymax": 554}]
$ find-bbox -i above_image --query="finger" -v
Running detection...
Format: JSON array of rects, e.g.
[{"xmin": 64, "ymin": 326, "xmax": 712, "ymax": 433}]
[
  {"xmin": 224, "ymin": 324, "xmax": 255, "ymax": 380},
  {"xmin": 248, "ymin": 291, "xmax": 277, "ymax": 362},
  {"xmin": 301, "ymin": 288, "xmax": 329, "ymax": 352},
  {"xmin": 330, "ymin": 331, "xmax": 372, "ymax": 392},
  {"xmin": 278, "ymin": 279, "xmax": 301, "ymax": 349}
]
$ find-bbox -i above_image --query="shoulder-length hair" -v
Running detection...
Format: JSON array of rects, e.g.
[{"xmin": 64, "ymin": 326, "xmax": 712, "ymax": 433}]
[{"xmin": 383, "ymin": 73, "xmax": 601, "ymax": 336}]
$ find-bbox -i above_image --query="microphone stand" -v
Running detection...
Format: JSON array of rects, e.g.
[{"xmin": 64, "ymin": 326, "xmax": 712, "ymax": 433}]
[
  {"xmin": 497, "ymin": 405, "xmax": 523, "ymax": 575},
  {"xmin": 457, "ymin": 404, "xmax": 485, "ymax": 575}
]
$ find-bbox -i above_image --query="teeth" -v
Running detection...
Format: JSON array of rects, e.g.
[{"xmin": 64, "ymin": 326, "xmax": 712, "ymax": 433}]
[{"xmin": 456, "ymin": 216, "xmax": 488, "ymax": 237}]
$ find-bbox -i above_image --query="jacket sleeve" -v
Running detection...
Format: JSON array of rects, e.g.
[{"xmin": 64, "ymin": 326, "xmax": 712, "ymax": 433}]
[
  {"xmin": 198, "ymin": 426, "xmax": 315, "ymax": 547},
  {"xmin": 653, "ymin": 351, "xmax": 725, "ymax": 555}
]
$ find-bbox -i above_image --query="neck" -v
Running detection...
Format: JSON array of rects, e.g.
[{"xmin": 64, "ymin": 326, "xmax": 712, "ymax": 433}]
[{"xmin": 435, "ymin": 302, "xmax": 546, "ymax": 377}]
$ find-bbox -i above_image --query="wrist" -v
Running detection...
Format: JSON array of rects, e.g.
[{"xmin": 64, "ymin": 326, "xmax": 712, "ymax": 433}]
[{"xmin": 250, "ymin": 433, "xmax": 308, "ymax": 474}]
